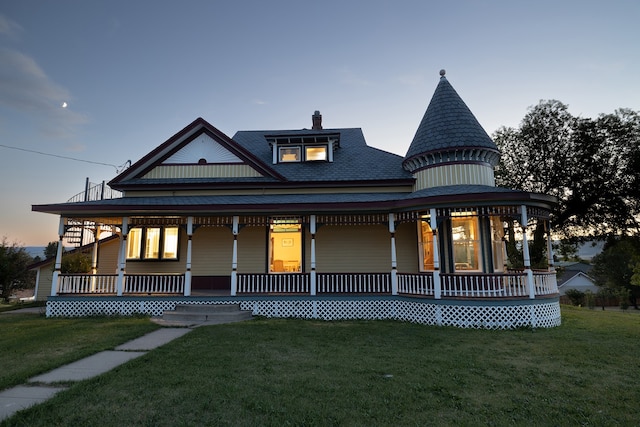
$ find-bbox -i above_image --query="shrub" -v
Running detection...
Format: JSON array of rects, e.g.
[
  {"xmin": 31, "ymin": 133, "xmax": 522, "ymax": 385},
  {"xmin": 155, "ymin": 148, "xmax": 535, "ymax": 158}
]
[
  {"xmin": 565, "ymin": 289, "xmax": 585, "ymax": 306},
  {"xmin": 584, "ymin": 290, "xmax": 596, "ymax": 309}
]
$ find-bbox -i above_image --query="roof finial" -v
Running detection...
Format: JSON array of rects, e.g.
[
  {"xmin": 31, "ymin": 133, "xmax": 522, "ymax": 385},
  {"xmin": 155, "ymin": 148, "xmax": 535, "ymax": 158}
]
[{"xmin": 439, "ymin": 69, "xmax": 446, "ymax": 77}]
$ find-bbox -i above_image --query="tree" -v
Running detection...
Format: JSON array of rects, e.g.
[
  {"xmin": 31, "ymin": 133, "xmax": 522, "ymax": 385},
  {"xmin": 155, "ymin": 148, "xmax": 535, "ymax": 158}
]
[
  {"xmin": 44, "ymin": 241, "xmax": 59, "ymax": 260},
  {"xmin": 591, "ymin": 237, "xmax": 640, "ymax": 309},
  {"xmin": 494, "ymin": 101, "xmax": 640, "ymax": 262},
  {"xmin": 0, "ymin": 238, "xmax": 35, "ymax": 302},
  {"xmin": 60, "ymin": 252, "xmax": 91, "ymax": 274}
]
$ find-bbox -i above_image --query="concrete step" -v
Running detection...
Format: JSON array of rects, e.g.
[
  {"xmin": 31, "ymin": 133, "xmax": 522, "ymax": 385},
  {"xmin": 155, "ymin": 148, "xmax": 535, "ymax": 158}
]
[
  {"xmin": 159, "ymin": 303, "xmax": 253, "ymax": 326},
  {"xmin": 173, "ymin": 303, "xmax": 242, "ymax": 313},
  {"xmin": 162, "ymin": 310, "xmax": 253, "ymax": 323}
]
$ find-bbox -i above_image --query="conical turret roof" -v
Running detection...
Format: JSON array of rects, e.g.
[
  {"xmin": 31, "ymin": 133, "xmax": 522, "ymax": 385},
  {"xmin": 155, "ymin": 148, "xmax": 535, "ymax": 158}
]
[{"xmin": 404, "ymin": 71, "xmax": 498, "ymax": 165}]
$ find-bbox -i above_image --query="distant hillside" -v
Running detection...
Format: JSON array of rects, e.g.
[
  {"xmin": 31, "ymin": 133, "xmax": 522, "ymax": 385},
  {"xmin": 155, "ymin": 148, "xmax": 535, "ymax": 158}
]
[{"xmin": 25, "ymin": 246, "xmax": 46, "ymax": 259}]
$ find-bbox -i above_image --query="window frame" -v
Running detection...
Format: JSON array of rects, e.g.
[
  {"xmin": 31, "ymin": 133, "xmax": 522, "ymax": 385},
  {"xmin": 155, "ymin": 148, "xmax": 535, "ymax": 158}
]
[
  {"xmin": 278, "ymin": 146, "xmax": 301, "ymax": 162},
  {"xmin": 304, "ymin": 145, "xmax": 328, "ymax": 161},
  {"xmin": 126, "ymin": 226, "xmax": 180, "ymax": 261},
  {"xmin": 450, "ymin": 216, "xmax": 482, "ymax": 272}
]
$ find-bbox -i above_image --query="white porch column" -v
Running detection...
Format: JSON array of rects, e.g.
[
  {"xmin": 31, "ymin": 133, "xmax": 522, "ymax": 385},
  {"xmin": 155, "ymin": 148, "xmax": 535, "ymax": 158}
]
[
  {"xmin": 116, "ymin": 217, "xmax": 129, "ymax": 297},
  {"xmin": 521, "ymin": 206, "xmax": 535, "ymax": 299},
  {"xmin": 90, "ymin": 226, "xmax": 102, "ymax": 292},
  {"xmin": 430, "ymin": 208, "xmax": 441, "ymax": 300},
  {"xmin": 91, "ymin": 226, "xmax": 101, "ymax": 275},
  {"xmin": 184, "ymin": 216, "xmax": 193, "ymax": 296},
  {"xmin": 545, "ymin": 220, "xmax": 555, "ymax": 272},
  {"xmin": 50, "ymin": 217, "xmax": 65, "ymax": 297},
  {"xmin": 230, "ymin": 216, "xmax": 239, "ymax": 296},
  {"xmin": 310, "ymin": 215, "xmax": 317, "ymax": 296},
  {"xmin": 389, "ymin": 213, "xmax": 398, "ymax": 295}
]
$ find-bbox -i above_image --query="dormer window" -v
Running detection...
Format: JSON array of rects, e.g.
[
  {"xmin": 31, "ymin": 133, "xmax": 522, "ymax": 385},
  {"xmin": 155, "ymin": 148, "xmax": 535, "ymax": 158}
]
[
  {"xmin": 305, "ymin": 146, "xmax": 327, "ymax": 161},
  {"xmin": 269, "ymin": 134, "xmax": 339, "ymax": 164},
  {"xmin": 279, "ymin": 147, "xmax": 301, "ymax": 162}
]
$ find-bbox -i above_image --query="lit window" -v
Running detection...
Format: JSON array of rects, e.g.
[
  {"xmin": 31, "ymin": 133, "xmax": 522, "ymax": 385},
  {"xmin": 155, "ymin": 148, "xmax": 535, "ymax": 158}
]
[
  {"xmin": 144, "ymin": 228, "xmax": 161, "ymax": 259},
  {"xmin": 127, "ymin": 226, "xmax": 179, "ymax": 260},
  {"xmin": 127, "ymin": 228, "xmax": 142, "ymax": 260},
  {"xmin": 451, "ymin": 217, "xmax": 481, "ymax": 271},
  {"xmin": 163, "ymin": 227, "xmax": 179, "ymax": 259},
  {"xmin": 490, "ymin": 216, "xmax": 505, "ymax": 271},
  {"xmin": 279, "ymin": 147, "xmax": 301, "ymax": 162},
  {"xmin": 269, "ymin": 219, "xmax": 302, "ymax": 273},
  {"xmin": 305, "ymin": 146, "xmax": 327, "ymax": 161},
  {"xmin": 418, "ymin": 217, "xmax": 435, "ymax": 271}
]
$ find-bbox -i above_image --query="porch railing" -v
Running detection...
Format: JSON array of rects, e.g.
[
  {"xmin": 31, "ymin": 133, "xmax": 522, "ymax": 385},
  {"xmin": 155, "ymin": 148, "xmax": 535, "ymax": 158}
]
[
  {"xmin": 397, "ymin": 273, "xmax": 434, "ymax": 296},
  {"xmin": 56, "ymin": 271, "xmax": 556, "ymax": 298},
  {"xmin": 533, "ymin": 271, "xmax": 558, "ymax": 295},
  {"xmin": 440, "ymin": 273, "xmax": 528, "ymax": 298},
  {"xmin": 57, "ymin": 274, "xmax": 184, "ymax": 295},
  {"xmin": 237, "ymin": 273, "xmax": 310, "ymax": 294},
  {"xmin": 317, "ymin": 273, "xmax": 391, "ymax": 294},
  {"xmin": 124, "ymin": 274, "xmax": 184, "ymax": 294},
  {"xmin": 58, "ymin": 274, "xmax": 117, "ymax": 294}
]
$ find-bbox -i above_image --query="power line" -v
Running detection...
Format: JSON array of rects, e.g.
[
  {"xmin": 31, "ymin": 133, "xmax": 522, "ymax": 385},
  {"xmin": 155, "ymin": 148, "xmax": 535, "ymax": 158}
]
[{"xmin": 0, "ymin": 143, "xmax": 121, "ymax": 171}]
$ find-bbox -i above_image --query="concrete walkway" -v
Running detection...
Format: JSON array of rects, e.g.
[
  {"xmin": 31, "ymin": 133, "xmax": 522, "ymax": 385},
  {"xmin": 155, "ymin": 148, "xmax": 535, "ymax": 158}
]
[{"xmin": 0, "ymin": 327, "xmax": 192, "ymax": 422}]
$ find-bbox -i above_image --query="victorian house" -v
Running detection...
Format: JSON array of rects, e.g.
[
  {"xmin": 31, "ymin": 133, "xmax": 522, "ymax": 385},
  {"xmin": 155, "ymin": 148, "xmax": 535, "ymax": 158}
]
[{"xmin": 32, "ymin": 71, "xmax": 559, "ymax": 328}]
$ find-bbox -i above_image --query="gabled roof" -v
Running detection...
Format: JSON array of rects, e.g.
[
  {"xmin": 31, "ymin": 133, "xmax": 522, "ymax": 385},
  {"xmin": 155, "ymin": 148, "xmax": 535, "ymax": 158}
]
[
  {"xmin": 109, "ymin": 117, "xmax": 285, "ymax": 189},
  {"xmin": 404, "ymin": 71, "xmax": 498, "ymax": 163},
  {"xmin": 108, "ymin": 119, "xmax": 413, "ymax": 190}
]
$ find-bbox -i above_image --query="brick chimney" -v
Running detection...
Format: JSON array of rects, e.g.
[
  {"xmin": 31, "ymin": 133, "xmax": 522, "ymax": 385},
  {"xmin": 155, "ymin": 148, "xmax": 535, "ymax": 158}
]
[{"xmin": 312, "ymin": 110, "xmax": 322, "ymax": 130}]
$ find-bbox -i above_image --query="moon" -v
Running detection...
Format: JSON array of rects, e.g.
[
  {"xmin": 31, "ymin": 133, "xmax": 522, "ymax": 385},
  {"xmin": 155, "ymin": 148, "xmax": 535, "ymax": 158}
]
[{"xmin": 61, "ymin": 102, "xmax": 68, "ymax": 108}]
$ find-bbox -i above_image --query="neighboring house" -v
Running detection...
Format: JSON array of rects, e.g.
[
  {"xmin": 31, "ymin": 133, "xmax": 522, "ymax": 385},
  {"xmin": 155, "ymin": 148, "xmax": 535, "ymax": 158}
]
[
  {"xmin": 32, "ymin": 71, "xmax": 560, "ymax": 329},
  {"xmin": 556, "ymin": 262, "xmax": 598, "ymax": 296}
]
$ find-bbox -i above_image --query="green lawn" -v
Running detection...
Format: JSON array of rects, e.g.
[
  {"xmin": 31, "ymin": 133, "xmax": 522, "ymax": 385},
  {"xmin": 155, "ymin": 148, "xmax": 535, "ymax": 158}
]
[
  {"xmin": 4, "ymin": 306, "xmax": 640, "ymax": 426},
  {"xmin": 0, "ymin": 313, "xmax": 159, "ymax": 392}
]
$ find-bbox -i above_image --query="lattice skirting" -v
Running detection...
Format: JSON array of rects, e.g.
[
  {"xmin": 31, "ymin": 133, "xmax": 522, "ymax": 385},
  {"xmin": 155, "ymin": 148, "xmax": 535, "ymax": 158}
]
[{"xmin": 46, "ymin": 297, "xmax": 561, "ymax": 329}]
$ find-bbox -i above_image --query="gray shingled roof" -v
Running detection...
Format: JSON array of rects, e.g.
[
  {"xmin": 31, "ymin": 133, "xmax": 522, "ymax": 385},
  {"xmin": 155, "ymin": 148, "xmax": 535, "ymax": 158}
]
[
  {"xmin": 232, "ymin": 128, "xmax": 412, "ymax": 182},
  {"xmin": 404, "ymin": 75, "xmax": 497, "ymax": 160}
]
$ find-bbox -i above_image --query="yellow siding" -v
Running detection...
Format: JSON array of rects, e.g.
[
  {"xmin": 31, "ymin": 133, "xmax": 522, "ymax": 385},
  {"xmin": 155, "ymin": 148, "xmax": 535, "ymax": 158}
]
[
  {"xmin": 414, "ymin": 164, "xmax": 495, "ymax": 190},
  {"xmin": 125, "ymin": 228, "xmax": 188, "ymax": 274},
  {"xmin": 142, "ymin": 164, "xmax": 263, "ymax": 179},
  {"xmin": 237, "ymin": 226, "xmax": 266, "ymax": 273},
  {"xmin": 395, "ymin": 221, "xmax": 419, "ymax": 273},
  {"xmin": 124, "ymin": 185, "xmax": 413, "ymax": 198},
  {"xmin": 35, "ymin": 267, "xmax": 53, "ymax": 301},
  {"xmin": 315, "ymin": 225, "xmax": 389, "ymax": 272},
  {"xmin": 192, "ymin": 227, "xmax": 233, "ymax": 275},
  {"xmin": 97, "ymin": 238, "xmax": 120, "ymax": 274}
]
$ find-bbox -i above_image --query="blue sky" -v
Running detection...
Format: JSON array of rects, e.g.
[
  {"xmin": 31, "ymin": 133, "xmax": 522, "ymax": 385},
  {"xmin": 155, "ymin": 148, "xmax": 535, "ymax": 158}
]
[{"xmin": 1, "ymin": 0, "xmax": 639, "ymax": 245}]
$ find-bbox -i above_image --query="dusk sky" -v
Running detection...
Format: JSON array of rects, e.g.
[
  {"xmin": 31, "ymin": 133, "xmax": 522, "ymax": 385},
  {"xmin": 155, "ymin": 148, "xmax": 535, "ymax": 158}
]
[{"xmin": 1, "ymin": 1, "xmax": 639, "ymax": 246}]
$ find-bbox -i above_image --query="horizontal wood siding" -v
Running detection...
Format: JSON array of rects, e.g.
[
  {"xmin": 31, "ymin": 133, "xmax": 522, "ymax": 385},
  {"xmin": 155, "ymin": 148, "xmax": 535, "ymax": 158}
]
[
  {"xmin": 395, "ymin": 221, "xmax": 419, "ymax": 273},
  {"xmin": 126, "ymin": 228, "xmax": 188, "ymax": 274},
  {"xmin": 237, "ymin": 226, "xmax": 266, "ymax": 273},
  {"xmin": 97, "ymin": 238, "xmax": 119, "ymax": 274},
  {"xmin": 35, "ymin": 267, "xmax": 53, "ymax": 301},
  {"xmin": 316, "ymin": 225, "xmax": 389, "ymax": 273},
  {"xmin": 414, "ymin": 164, "xmax": 495, "ymax": 190},
  {"xmin": 123, "ymin": 185, "xmax": 412, "ymax": 198},
  {"xmin": 143, "ymin": 164, "xmax": 263, "ymax": 179},
  {"xmin": 192, "ymin": 227, "xmax": 232, "ymax": 275}
]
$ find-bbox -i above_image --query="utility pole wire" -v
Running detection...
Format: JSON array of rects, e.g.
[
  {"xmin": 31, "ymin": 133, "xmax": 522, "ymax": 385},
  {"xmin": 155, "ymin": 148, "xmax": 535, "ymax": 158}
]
[{"xmin": 0, "ymin": 143, "xmax": 120, "ymax": 171}]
